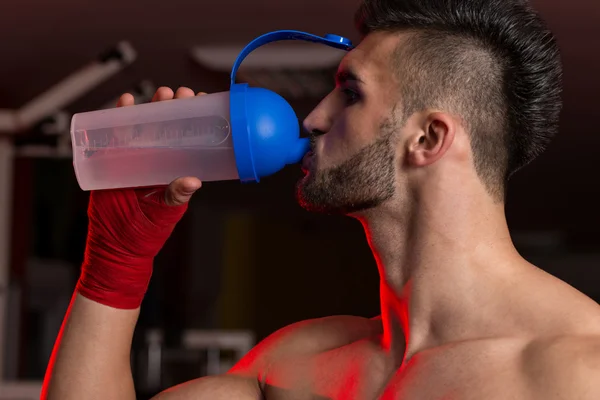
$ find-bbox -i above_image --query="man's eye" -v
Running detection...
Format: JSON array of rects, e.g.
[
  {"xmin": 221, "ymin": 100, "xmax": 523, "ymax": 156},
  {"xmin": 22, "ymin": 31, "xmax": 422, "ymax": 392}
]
[{"xmin": 341, "ymin": 88, "xmax": 360, "ymax": 105}]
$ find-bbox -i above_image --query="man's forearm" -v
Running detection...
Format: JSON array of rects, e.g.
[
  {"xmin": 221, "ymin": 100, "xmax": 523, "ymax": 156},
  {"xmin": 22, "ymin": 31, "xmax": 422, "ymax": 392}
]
[{"xmin": 42, "ymin": 293, "xmax": 140, "ymax": 400}]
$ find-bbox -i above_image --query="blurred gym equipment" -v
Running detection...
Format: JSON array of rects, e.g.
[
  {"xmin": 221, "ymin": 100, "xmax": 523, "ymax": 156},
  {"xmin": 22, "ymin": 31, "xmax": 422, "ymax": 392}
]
[{"xmin": 0, "ymin": 41, "xmax": 138, "ymax": 386}]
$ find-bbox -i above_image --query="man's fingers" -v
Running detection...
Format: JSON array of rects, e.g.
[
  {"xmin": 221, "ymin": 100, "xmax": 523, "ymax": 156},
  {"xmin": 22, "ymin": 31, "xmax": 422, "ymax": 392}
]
[
  {"xmin": 164, "ymin": 177, "xmax": 202, "ymax": 206},
  {"xmin": 116, "ymin": 93, "xmax": 135, "ymax": 107},
  {"xmin": 151, "ymin": 86, "xmax": 175, "ymax": 102},
  {"xmin": 131, "ymin": 87, "xmax": 204, "ymax": 207},
  {"xmin": 174, "ymin": 87, "xmax": 195, "ymax": 99},
  {"xmin": 122, "ymin": 87, "xmax": 204, "ymax": 108}
]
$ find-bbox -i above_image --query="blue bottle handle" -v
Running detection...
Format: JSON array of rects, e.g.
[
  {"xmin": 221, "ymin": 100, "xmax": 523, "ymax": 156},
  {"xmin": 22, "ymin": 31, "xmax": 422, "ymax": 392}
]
[
  {"xmin": 230, "ymin": 30, "xmax": 354, "ymax": 86},
  {"xmin": 228, "ymin": 30, "xmax": 353, "ymax": 183}
]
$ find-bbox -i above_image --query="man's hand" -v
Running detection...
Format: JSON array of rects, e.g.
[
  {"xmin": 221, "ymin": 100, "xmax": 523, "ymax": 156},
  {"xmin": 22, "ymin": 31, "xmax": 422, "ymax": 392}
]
[
  {"xmin": 118, "ymin": 86, "xmax": 206, "ymax": 204},
  {"xmin": 115, "ymin": 86, "xmax": 207, "ymax": 206},
  {"xmin": 118, "ymin": 86, "xmax": 206, "ymax": 206},
  {"xmin": 76, "ymin": 86, "xmax": 204, "ymax": 310}
]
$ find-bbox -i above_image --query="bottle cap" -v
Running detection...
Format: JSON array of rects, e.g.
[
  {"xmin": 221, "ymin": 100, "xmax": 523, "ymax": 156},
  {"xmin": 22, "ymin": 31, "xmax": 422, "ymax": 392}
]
[{"xmin": 229, "ymin": 30, "xmax": 353, "ymax": 182}]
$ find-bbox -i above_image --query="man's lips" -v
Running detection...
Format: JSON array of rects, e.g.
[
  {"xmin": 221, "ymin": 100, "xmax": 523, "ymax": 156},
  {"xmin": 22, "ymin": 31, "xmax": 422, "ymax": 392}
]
[{"xmin": 301, "ymin": 151, "xmax": 314, "ymax": 173}]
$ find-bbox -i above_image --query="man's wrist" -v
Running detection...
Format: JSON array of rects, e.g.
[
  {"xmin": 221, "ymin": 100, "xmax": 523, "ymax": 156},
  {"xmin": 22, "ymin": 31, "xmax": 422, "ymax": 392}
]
[{"xmin": 76, "ymin": 256, "xmax": 153, "ymax": 310}]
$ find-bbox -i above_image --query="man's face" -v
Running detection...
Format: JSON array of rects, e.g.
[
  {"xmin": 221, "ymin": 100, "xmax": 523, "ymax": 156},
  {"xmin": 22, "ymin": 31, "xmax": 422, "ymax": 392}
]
[{"xmin": 296, "ymin": 32, "xmax": 405, "ymax": 215}]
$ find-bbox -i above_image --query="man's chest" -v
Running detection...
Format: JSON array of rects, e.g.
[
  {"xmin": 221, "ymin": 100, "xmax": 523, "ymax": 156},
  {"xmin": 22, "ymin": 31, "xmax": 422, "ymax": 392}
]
[{"xmin": 261, "ymin": 340, "xmax": 528, "ymax": 400}]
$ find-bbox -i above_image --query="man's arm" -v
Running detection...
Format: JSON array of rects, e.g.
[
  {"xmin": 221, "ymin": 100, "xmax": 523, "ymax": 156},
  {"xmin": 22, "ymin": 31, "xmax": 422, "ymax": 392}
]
[
  {"xmin": 41, "ymin": 86, "xmax": 262, "ymax": 400},
  {"xmin": 42, "ymin": 294, "xmax": 261, "ymax": 400},
  {"xmin": 42, "ymin": 294, "xmax": 139, "ymax": 399}
]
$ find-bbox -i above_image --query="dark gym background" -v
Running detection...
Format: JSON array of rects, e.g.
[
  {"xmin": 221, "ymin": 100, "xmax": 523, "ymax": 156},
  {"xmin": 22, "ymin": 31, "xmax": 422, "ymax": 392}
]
[{"xmin": 0, "ymin": 0, "xmax": 598, "ymax": 398}]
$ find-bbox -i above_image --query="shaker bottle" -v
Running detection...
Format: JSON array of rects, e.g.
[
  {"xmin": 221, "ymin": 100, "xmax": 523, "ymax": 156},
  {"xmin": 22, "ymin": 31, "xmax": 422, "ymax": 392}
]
[{"xmin": 70, "ymin": 31, "xmax": 353, "ymax": 191}]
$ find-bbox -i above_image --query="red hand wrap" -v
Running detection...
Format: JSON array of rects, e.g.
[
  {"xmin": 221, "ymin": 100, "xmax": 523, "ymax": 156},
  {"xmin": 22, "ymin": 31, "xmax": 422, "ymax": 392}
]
[{"xmin": 76, "ymin": 187, "xmax": 187, "ymax": 309}]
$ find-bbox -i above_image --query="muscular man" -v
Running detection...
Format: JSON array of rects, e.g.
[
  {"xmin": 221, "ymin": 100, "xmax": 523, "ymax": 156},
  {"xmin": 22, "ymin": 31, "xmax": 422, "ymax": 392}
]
[{"xmin": 43, "ymin": 0, "xmax": 600, "ymax": 399}]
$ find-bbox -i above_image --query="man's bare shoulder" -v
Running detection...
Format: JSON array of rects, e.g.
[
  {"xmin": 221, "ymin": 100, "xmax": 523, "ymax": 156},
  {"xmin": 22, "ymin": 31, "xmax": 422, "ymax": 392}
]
[
  {"xmin": 230, "ymin": 315, "xmax": 383, "ymax": 376},
  {"xmin": 522, "ymin": 333, "xmax": 600, "ymax": 399}
]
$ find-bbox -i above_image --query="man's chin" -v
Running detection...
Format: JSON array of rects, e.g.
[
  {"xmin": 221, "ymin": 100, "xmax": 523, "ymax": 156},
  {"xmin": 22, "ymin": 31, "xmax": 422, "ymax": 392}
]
[
  {"xmin": 295, "ymin": 177, "xmax": 328, "ymax": 214},
  {"xmin": 295, "ymin": 180, "xmax": 348, "ymax": 215},
  {"xmin": 295, "ymin": 177, "xmax": 314, "ymax": 210},
  {"xmin": 295, "ymin": 180, "xmax": 387, "ymax": 217}
]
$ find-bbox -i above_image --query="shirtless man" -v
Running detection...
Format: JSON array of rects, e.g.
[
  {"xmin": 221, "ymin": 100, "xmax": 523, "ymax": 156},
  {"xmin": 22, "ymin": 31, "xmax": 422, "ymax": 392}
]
[{"xmin": 42, "ymin": 0, "xmax": 600, "ymax": 399}]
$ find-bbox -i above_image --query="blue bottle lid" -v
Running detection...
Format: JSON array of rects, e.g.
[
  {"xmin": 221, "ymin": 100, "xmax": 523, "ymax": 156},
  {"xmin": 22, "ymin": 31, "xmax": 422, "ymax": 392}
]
[{"xmin": 229, "ymin": 30, "xmax": 353, "ymax": 182}]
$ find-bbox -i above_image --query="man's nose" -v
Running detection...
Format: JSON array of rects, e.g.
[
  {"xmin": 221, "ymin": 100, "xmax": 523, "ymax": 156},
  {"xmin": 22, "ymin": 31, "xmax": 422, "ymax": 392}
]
[{"xmin": 303, "ymin": 110, "xmax": 331, "ymax": 137}]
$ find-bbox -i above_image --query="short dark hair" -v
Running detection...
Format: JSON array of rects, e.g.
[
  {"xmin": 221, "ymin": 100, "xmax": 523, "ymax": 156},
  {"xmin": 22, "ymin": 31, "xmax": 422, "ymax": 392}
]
[{"xmin": 355, "ymin": 0, "xmax": 563, "ymax": 200}]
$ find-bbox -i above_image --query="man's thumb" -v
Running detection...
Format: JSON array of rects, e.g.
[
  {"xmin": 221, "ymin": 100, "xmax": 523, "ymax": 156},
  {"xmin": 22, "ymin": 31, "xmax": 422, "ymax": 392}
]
[{"xmin": 165, "ymin": 177, "xmax": 202, "ymax": 206}]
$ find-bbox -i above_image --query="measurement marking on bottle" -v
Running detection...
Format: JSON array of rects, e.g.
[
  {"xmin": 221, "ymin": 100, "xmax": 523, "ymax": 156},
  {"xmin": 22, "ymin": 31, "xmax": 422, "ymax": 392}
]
[{"xmin": 78, "ymin": 116, "xmax": 232, "ymax": 154}]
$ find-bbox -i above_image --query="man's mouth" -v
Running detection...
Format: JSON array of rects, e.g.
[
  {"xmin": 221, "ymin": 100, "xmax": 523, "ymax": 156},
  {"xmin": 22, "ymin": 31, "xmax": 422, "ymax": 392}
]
[{"xmin": 301, "ymin": 151, "xmax": 314, "ymax": 173}]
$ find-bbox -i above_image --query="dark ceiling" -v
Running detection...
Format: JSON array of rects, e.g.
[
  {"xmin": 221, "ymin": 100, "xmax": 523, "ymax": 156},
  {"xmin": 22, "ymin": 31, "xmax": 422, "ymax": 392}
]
[
  {"xmin": 0, "ymin": 0, "xmax": 363, "ymax": 108},
  {"xmin": 1, "ymin": 0, "xmax": 594, "ymax": 107},
  {"xmin": 0, "ymin": 0, "xmax": 598, "ymax": 245}
]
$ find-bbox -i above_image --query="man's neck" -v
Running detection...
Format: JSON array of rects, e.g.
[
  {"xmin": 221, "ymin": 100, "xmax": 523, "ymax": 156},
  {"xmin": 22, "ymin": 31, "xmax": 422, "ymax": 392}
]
[{"xmin": 358, "ymin": 188, "xmax": 524, "ymax": 365}]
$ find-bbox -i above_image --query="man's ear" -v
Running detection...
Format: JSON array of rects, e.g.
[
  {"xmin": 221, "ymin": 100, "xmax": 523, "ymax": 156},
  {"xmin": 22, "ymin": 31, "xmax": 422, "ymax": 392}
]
[{"xmin": 406, "ymin": 112, "xmax": 456, "ymax": 167}]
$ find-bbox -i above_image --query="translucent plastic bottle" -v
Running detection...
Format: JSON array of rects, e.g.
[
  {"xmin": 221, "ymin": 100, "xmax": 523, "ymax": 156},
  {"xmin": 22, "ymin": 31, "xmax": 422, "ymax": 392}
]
[
  {"xmin": 71, "ymin": 92, "xmax": 238, "ymax": 190},
  {"xmin": 70, "ymin": 30, "xmax": 354, "ymax": 191}
]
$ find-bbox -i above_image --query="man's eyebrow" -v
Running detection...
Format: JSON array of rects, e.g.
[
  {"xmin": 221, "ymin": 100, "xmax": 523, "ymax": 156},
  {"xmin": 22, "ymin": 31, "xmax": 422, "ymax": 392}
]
[{"xmin": 335, "ymin": 67, "xmax": 364, "ymax": 85}]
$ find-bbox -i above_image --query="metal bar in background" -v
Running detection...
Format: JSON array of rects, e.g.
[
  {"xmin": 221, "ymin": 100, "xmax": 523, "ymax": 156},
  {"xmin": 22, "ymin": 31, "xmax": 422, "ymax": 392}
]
[
  {"xmin": 190, "ymin": 45, "xmax": 345, "ymax": 70},
  {"xmin": 0, "ymin": 41, "xmax": 137, "ymax": 134},
  {"xmin": 6, "ymin": 156, "xmax": 34, "ymax": 380},
  {"xmin": 15, "ymin": 81, "xmax": 156, "ymax": 160},
  {"xmin": 143, "ymin": 329, "xmax": 255, "ymax": 389},
  {"xmin": 0, "ymin": 113, "xmax": 17, "ymax": 134},
  {"xmin": 0, "ymin": 381, "xmax": 41, "ymax": 399},
  {"xmin": 206, "ymin": 347, "xmax": 221, "ymax": 376},
  {"xmin": 180, "ymin": 331, "xmax": 255, "ymax": 357},
  {"xmin": 4, "ymin": 284, "xmax": 21, "ymax": 380},
  {"xmin": 0, "ymin": 139, "xmax": 14, "ymax": 380}
]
